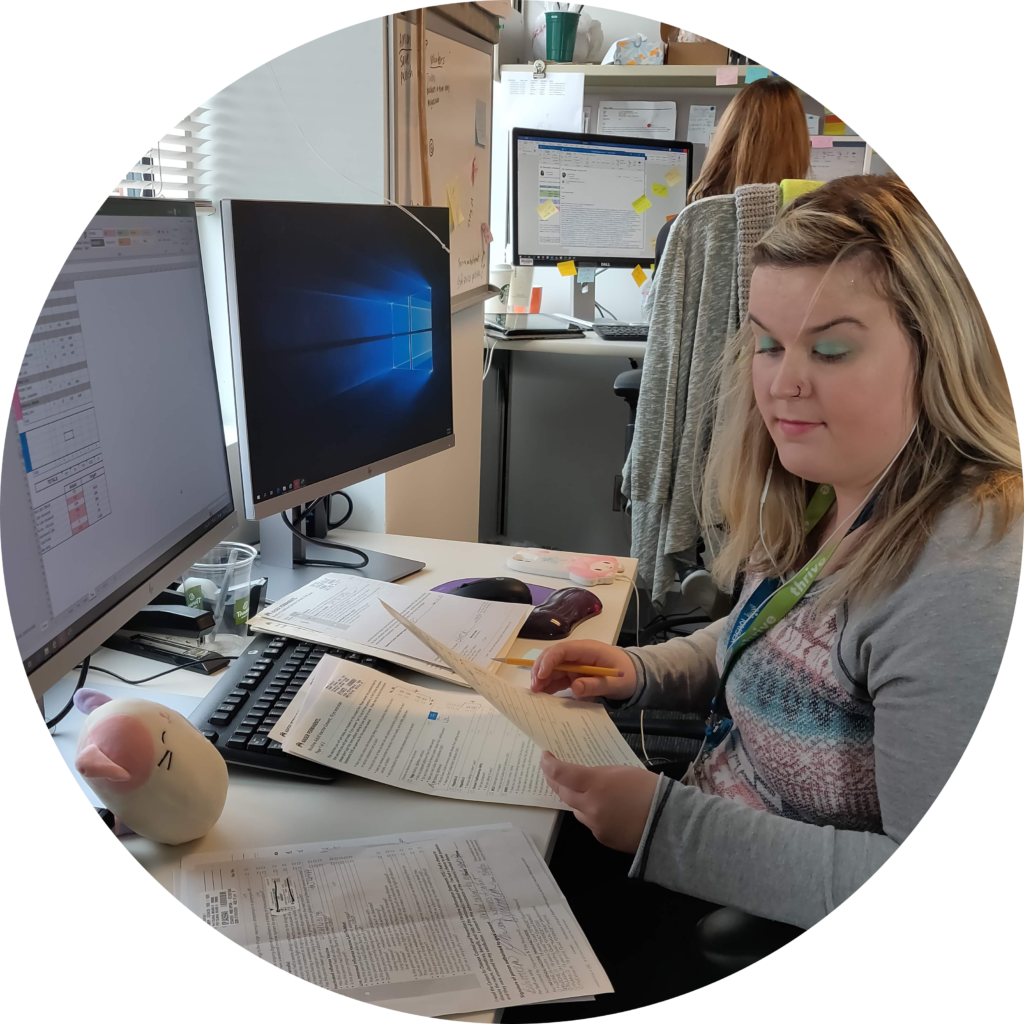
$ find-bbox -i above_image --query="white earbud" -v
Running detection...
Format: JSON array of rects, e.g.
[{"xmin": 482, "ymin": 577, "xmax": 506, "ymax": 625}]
[{"xmin": 758, "ymin": 456, "xmax": 779, "ymax": 574}]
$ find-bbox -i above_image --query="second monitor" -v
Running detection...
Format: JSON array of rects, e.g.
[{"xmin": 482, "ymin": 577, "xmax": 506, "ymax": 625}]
[
  {"xmin": 512, "ymin": 128, "xmax": 694, "ymax": 269},
  {"xmin": 223, "ymin": 200, "xmax": 453, "ymax": 581}
]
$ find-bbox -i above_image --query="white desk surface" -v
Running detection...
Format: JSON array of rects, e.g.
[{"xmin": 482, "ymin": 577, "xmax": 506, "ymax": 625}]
[
  {"xmin": 489, "ymin": 329, "xmax": 646, "ymax": 359},
  {"xmin": 90, "ymin": 530, "xmax": 636, "ymax": 1017}
]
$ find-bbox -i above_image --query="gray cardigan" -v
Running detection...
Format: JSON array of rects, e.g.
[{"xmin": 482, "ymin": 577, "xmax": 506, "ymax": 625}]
[
  {"xmin": 623, "ymin": 184, "xmax": 780, "ymax": 604},
  {"xmin": 617, "ymin": 499, "xmax": 1022, "ymax": 928}
]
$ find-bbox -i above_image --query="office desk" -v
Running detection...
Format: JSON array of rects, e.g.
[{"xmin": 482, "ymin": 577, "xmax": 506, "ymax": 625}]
[
  {"xmin": 90, "ymin": 530, "xmax": 637, "ymax": 1020},
  {"xmin": 489, "ymin": 329, "xmax": 646, "ymax": 360}
]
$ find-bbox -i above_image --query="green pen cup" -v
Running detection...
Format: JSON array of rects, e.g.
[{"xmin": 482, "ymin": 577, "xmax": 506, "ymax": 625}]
[{"xmin": 545, "ymin": 11, "xmax": 580, "ymax": 62}]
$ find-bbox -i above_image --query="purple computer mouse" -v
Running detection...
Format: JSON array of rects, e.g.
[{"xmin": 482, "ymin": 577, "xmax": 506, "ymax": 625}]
[{"xmin": 519, "ymin": 587, "xmax": 603, "ymax": 641}]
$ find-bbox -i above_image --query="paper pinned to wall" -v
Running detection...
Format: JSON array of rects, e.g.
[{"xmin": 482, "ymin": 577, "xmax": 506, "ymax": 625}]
[
  {"xmin": 745, "ymin": 66, "xmax": 770, "ymax": 82},
  {"xmin": 806, "ymin": 113, "xmax": 820, "ymax": 134},
  {"xmin": 715, "ymin": 66, "xmax": 739, "ymax": 86},
  {"xmin": 597, "ymin": 100, "xmax": 677, "ymax": 139},
  {"xmin": 686, "ymin": 104, "xmax": 716, "ymax": 146},
  {"xmin": 481, "ymin": 222, "xmax": 493, "ymax": 244},
  {"xmin": 824, "ymin": 109, "xmax": 846, "ymax": 135},
  {"xmin": 474, "ymin": 96, "xmax": 487, "ymax": 147},
  {"xmin": 500, "ymin": 70, "xmax": 585, "ymax": 133}
]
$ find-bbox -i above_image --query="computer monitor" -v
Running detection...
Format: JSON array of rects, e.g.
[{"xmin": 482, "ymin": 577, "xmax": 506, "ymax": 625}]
[
  {"xmin": 511, "ymin": 128, "xmax": 694, "ymax": 269},
  {"xmin": 221, "ymin": 200, "xmax": 453, "ymax": 581},
  {"xmin": 1, "ymin": 197, "xmax": 236, "ymax": 699}
]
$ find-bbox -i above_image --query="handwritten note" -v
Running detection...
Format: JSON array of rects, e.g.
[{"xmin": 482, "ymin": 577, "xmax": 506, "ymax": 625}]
[
  {"xmin": 811, "ymin": 136, "xmax": 833, "ymax": 149},
  {"xmin": 557, "ymin": 260, "xmax": 577, "ymax": 277},
  {"xmin": 664, "ymin": 166, "xmax": 682, "ymax": 188},
  {"xmin": 631, "ymin": 265, "xmax": 648, "ymax": 287},
  {"xmin": 481, "ymin": 222, "xmax": 493, "ymax": 244},
  {"xmin": 537, "ymin": 199, "xmax": 558, "ymax": 220},
  {"xmin": 686, "ymin": 104, "xmax": 716, "ymax": 146},
  {"xmin": 652, "ymin": 182, "xmax": 668, "ymax": 198},
  {"xmin": 632, "ymin": 194, "xmax": 652, "ymax": 214},
  {"xmin": 716, "ymin": 66, "xmax": 739, "ymax": 86},
  {"xmin": 745, "ymin": 66, "xmax": 769, "ymax": 82}
]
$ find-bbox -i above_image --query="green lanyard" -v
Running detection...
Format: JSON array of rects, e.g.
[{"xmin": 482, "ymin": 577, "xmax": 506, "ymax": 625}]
[{"xmin": 700, "ymin": 483, "xmax": 841, "ymax": 757}]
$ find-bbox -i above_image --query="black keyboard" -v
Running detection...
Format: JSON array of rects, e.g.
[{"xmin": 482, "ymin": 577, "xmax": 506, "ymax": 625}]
[
  {"xmin": 592, "ymin": 321, "xmax": 649, "ymax": 341},
  {"xmin": 189, "ymin": 633, "xmax": 380, "ymax": 782}
]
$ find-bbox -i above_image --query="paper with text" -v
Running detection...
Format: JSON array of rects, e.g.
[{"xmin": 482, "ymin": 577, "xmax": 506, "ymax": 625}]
[
  {"xmin": 381, "ymin": 603, "xmax": 643, "ymax": 769},
  {"xmin": 249, "ymin": 574, "xmax": 529, "ymax": 684},
  {"xmin": 178, "ymin": 825, "xmax": 613, "ymax": 1016},
  {"xmin": 272, "ymin": 656, "xmax": 570, "ymax": 808}
]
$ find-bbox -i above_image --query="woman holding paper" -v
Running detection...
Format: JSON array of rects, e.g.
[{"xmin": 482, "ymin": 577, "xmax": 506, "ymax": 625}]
[{"xmin": 532, "ymin": 175, "xmax": 1021, "ymax": 931}]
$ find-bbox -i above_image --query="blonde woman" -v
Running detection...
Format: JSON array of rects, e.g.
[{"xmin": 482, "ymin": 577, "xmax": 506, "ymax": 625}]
[{"xmin": 532, "ymin": 176, "xmax": 1021, "ymax": 929}]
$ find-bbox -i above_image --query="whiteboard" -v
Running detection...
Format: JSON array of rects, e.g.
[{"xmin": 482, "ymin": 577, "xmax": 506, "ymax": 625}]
[{"xmin": 390, "ymin": 11, "xmax": 494, "ymax": 303}]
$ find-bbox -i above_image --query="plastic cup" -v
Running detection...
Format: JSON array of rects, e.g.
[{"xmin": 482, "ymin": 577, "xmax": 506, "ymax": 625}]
[
  {"xmin": 182, "ymin": 541, "xmax": 257, "ymax": 636},
  {"xmin": 545, "ymin": 12, "xmax": 580, "ymax": 62}
]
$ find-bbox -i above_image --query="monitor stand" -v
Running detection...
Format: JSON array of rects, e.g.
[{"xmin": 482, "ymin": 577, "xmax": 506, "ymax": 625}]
[
  {"xmin": 257, "ymin": 509, "xmax": 425, "ymax": 600},
  {"xmin": 571, "ymin": 274, "xmax": 597, "ymax": 323}
]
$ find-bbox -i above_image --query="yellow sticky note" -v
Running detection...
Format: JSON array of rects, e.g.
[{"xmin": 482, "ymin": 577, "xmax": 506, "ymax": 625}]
[
  {"xmin": 664, "ymin": 166, "xmax": 682, "ymax": 188},
  {"xmin": 632, "ymin": 194, "xmax": 652, "ymax": 214},
  {"xmin": 445, "ymin": 181, "xmax": 465, "ymax": 228},
  {"xmin": 537, "ymin": 199, "xmax": 558, "ymax": 221},
  {"xmin": 631, "ymin": 264, "xmax": 648, "ymax": 287},
  {"xmin": 557, "ymin": 260, "xmax": 577, "ymax": 277},
  {"xmin": 652, "ymin": 182, "xmax": 668, "ymax": 198},
  {"xmin": 823, "ymin": 109, "xmax": 846, "ymax": 136}
]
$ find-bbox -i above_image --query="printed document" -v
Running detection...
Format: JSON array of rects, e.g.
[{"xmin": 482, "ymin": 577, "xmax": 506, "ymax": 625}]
[
  {"xmin": 269, "ymin": 655, "xmax": 571, "ymax": 809},
  {"xmin": 178, "ymin": 824, "xmax": 613, "ymax": 1016},
  {"xmin": 382, "ymin": 603, "xmax": 644, "ymax": 769},
  {"xmin": 597, "ymin": 100, "xmax": 677, "ymax": 139},
  {"xmin": 248, "ymin": 574, "xmax": 529, "ymax": 685}
]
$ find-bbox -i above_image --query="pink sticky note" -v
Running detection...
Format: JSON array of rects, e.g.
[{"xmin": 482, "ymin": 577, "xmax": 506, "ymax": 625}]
[
  {"xmin": 811, "ymin": 136, "xmax": 833, "ymax": 149},
  {"xmin": 716, "ymin": 66, "xmax": 739, "ymax": 86}
]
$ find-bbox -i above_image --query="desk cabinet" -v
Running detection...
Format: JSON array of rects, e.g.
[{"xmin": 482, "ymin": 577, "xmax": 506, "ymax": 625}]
[{"xmin": 480, "ymin": 349, "xmax": 635, "ymax": 557}]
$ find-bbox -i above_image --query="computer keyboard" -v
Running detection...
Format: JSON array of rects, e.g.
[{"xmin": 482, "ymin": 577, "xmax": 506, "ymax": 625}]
[
  {"xmin": 591, "ymin": 321, "xmax": 649, "ymax": 341},
  {"xmin": 189, "ymin": 632, "xmax": 379, "ymax": 782}
]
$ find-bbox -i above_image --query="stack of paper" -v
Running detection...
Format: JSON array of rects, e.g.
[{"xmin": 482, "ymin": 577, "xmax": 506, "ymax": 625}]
[
  {"xmin": 266, "ymin": 606, "xmax": 642, "ymax": 808},
  {"xmin": 178, "ymin": 825, "xmax": 613, "ymax": 1016},
  {"xmin": 247, "ymin": 574, "xmax": 530, "ymax": 686}
]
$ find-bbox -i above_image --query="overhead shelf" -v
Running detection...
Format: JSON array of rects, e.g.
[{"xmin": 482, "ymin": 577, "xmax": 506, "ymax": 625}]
[{"xmin": 497, "ymin": 64, "xmax": 1024, "ymax": 90}]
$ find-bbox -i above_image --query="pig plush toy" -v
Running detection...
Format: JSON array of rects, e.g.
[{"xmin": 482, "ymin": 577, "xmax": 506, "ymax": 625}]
[{"xmin": 73, "ymin": 689, "xmax": 229, "ymax": 845}]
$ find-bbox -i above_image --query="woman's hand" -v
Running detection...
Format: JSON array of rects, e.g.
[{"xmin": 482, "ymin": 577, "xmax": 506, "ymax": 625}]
[
  {"xmin": 530, "ymin": 640, "xmax": 638, "ymax": 702},
  {"xmin": 540, "ymin": 752, "xmax": 659, "ymax": 854}
]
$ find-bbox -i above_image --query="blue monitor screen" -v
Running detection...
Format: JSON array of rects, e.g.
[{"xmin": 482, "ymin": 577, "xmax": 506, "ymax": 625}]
[{"xmin": 226, "ymin": 201, "xmax": 453, "ymax": 504}]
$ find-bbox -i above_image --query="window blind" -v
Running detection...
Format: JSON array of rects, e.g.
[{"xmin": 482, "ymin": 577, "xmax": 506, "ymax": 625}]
[{"xmin": 113, "ymin": 109, "xmax": 208, "ymax": 200}]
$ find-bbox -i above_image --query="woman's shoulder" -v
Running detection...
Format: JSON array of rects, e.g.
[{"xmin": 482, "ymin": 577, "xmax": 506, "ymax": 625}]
[{"xmin": 912, "ymin": 493, "xmax": 1022, "ymax": 581}]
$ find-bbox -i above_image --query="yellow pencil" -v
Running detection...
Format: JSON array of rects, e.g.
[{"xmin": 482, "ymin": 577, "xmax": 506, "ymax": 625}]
[{"xmin": 492, "ymin": 657, "xmax": 624, "ymax": 677}]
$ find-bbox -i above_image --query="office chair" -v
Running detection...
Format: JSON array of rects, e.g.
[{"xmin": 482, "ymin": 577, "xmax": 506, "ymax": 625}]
[{"xmin": 613, "ymin": 367, "xmax": 643, "ymax": 461}]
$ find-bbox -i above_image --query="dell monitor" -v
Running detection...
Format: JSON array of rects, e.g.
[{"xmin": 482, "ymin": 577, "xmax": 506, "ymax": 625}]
[
  {"xmin": 2, "ymin": 197, "xmax": 236, "ymax": 699},
  {"xmin": 511, "ymin": 127, "xmax": 694, "ymax": 320},
  {"xmin": 221, "ymin": 200, "xmax": 453, "ymax": 583}
]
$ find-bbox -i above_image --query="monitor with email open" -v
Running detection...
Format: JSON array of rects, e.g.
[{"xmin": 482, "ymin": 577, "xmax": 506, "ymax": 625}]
[{"xmin": 511, "ymin": 127, "xmax": 694, "ymax": 269}]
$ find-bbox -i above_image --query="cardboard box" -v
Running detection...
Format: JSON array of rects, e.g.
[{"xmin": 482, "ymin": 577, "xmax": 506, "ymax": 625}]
[{"xmin": 660, "ymin": 24, "xmax": 729, "ymax": 66}]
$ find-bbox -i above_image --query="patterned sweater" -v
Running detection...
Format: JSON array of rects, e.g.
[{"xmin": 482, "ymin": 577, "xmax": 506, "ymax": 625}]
[
  {"xmin": 616, "ymin": 499, "xmax": 1021, "ymax": 928},
  {"xmin": 695, "ymin": 574, "xmax": 881, "ymax": 832}
]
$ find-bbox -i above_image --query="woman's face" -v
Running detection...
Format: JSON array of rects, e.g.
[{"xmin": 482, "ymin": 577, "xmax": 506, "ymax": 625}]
[{"xmin": 748, "ymin": 255, "xmax": 918, "ymax": 494}]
